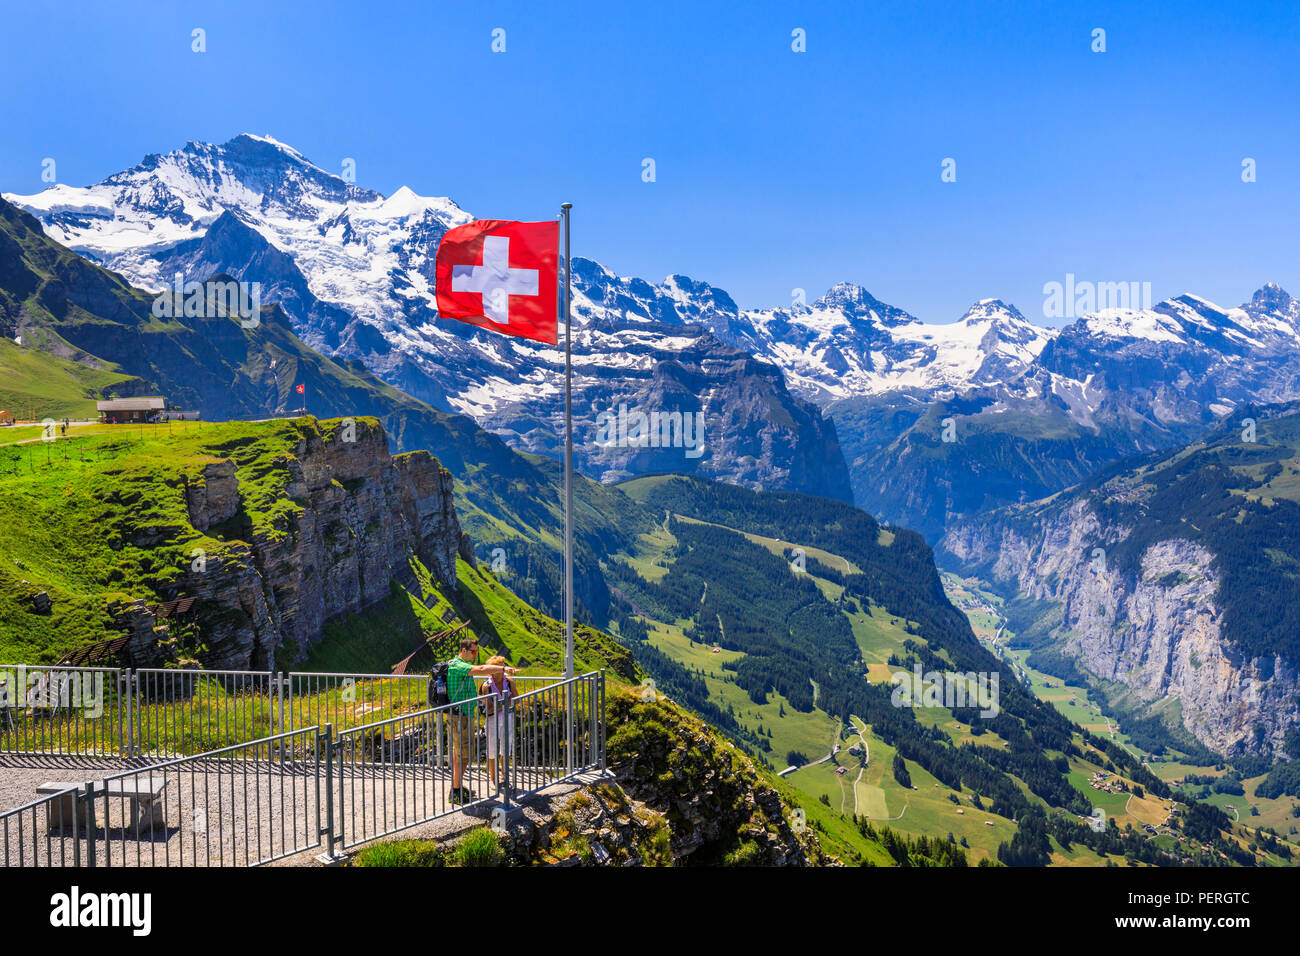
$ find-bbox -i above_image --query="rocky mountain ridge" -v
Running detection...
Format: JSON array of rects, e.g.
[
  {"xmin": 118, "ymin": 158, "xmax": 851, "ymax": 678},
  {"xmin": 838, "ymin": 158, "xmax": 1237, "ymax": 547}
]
[
  {"xmin": 12, "ymin": 135, "xmax": 1300, "ymax": 529},
  {"xmin": 183, "ymin": 419, "xmax": 465, "ymax": 669}
]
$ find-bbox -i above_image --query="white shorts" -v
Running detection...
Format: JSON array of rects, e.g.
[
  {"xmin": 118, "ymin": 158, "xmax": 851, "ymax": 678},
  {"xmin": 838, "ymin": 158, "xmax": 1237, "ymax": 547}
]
[{"xmin": 485, "ymin": 711, "xmax": 514, "ymax": 759}]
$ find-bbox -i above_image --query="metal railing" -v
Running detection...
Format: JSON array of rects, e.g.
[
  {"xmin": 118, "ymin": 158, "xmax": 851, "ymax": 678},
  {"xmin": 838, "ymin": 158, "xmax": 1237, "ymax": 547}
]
[
  {"xmin": 512, "ymin": 672, "xmax": 605, "ymax": 797},
  {"xmin": 132, "ymin": 668, "xmax": 281, "ymax": 758},
  {"xmin": 326, "ymin": 672, "xmax": 605, "ymax": 853},
  {"xmin": 0, "ymin": 665, "xmax": 126, "ymax": 757},
  {"xmin": 0, "ymin": 670, "xmax": 606, "ymax": 867},
  {"xmin": 330, "ymin": 691, "xmax": 489, "ymax": 851},
  {"xmin": 89, "ymin": 726, "xmax": 324, "ymax": 867},
  {"xmin": 0, "ymin": 787, "xmax": 90, "ymax": 867},
  {"xmin": 0, "ymin": 665, "xmax": 571, "ymax": 759},
  {"xmin": 288, "ymin": 671, "xmax": 426, "ymax": 738}
]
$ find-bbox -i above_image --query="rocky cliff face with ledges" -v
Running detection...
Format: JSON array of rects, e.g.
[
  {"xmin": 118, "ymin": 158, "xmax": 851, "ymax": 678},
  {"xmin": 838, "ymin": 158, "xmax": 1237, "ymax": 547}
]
[
  {"xmin": 943, "ymin": 503, "xmax": 1300, "ymax": 758},
  {"xmin": 175, "ymin": 420, "xmax": 461, "ymax": 669}
]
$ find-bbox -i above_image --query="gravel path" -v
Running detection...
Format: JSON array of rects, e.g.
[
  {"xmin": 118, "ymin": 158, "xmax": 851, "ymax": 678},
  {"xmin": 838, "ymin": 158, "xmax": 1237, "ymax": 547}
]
[{"xmin": 0, "ymin": 752, "xmax": 594, "ymax": 867}]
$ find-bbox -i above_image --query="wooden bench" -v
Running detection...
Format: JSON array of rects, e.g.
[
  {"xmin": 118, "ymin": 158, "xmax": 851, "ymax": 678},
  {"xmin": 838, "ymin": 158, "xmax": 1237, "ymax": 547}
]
[{"xmin": 37, "ymin": 777, "xmax": 167, "ymax": 835}]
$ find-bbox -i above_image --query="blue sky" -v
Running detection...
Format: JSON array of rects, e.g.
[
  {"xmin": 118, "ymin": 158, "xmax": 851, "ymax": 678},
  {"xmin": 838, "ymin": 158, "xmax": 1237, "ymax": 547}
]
[{"xmin": 2, "ymin": 0, "xmax": 1297, "ymax": 323}]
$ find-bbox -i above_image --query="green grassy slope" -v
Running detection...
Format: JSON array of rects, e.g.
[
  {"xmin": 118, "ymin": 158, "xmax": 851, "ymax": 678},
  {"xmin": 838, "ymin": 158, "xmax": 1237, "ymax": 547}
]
[
  {"xmin": 0, "ymin": 416, "xmax": 376, "ymax": 662},
  {"xmin": 0, "ymin": 338, "xmax": 138, "ymax": 420},
  {"xmin": 0, "ymin": 410, "xmax": 980, "ymax": 866}
]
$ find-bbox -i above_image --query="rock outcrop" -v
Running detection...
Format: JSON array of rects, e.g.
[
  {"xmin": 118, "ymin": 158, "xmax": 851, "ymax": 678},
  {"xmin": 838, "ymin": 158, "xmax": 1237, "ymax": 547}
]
[
  {"xmin": 174, "ymin": 419, "xmax": 461, "ymax": 669},
  {"xmin": 184, "ymin": 461, "xmax": 240, "ymax": 531},
  {"xmin": 602, "ymin": 690, "xmax": 834, "ymax": 865},
  {"xmin": 489, "ymin": 690, "xmax": 837, "ymax": 867},
  {"xmin": 498, "ymin": 783, "xmax": 676, "ymax": 867}
]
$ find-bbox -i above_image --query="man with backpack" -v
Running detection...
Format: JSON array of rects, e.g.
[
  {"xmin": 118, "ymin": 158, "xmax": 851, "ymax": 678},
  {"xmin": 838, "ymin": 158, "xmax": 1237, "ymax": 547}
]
[{"xmin": 432, "ymin": 635, "xmax": 516, "ymax": 806}]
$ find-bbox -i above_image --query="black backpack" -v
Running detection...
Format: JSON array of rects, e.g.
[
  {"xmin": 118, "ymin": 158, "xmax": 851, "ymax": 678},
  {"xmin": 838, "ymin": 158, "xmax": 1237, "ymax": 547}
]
[{"xmin": 428, "ymin": 660, "xmax": 451, "ymax": 708}]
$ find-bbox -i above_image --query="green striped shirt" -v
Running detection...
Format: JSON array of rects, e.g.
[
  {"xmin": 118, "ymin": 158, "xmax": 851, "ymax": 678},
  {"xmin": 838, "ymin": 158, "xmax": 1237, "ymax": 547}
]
[{"xmin": 447, "ymin": 656, "xmax": 477, "ymax": 715}]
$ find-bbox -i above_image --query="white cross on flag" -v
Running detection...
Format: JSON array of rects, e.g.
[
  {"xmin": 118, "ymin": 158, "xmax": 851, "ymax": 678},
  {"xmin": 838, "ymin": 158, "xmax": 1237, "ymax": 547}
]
[{"xmin": 435, "ymin": 219, "xmax": 559, "ymax": 344}]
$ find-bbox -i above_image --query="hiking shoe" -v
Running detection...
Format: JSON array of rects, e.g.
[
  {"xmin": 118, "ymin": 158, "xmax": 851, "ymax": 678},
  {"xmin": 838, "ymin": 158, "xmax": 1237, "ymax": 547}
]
[{"xmin": 451, "ymin": 787, "xmax": 474, "ymax": 805}]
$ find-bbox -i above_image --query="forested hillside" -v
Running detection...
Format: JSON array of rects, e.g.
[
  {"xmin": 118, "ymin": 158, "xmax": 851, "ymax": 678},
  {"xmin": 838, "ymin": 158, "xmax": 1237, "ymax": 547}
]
[{"xmin": 602, "ymin": 475, "xmax": 1286, "ymax": 865}]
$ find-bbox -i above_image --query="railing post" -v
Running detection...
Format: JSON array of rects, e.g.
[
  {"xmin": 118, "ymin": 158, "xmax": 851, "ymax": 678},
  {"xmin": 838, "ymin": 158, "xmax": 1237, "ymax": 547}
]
[
  {"xmin": 116, "ymin": 669, "xmax": 125, "ymax": 757},
  {"xmin": 565, "ymin": 677, "xmax": 575, "ymax": 779},
  {"xmin": 491, "ymin": 696, "xmax": 525, "ymax": 831},
  {"xmin": 599, "ymin": 670, "xmax": 606, "ymax": 772},
  {"xmin": 82, "ymin": 781, "xmax": 96, "ymax": 868},
  {"xmin": 274, "ymin": 671, "xmax": 285, "ymax": 763},
  {"xmin": 501, "ymin": 696, "xmax": 514, "ymax": 809},
  {"xmin": 588, "ymin": 674, "xmax": 598, "ymax": 770},
  {"xmin": 286, "ymin": 672, "xmax": 295, "ymax": 733},
  {"xmin": 319, "ymin": 723, "xmax": 337, "ymax": 861},
  {"xmin": 127, "ymin": 669, "xmax": 137, "ymax": 758},
  {"xmin": 436, "ymin": 707, "xmax": 444, "ymax": 782}
]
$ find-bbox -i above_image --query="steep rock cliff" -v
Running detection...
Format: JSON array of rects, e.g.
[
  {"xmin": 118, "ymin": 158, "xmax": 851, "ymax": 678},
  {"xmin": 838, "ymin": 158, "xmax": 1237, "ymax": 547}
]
[
  {"xmin": 176, "ymin": 419, "xmax": 461, "ymax": 669},
  {"xmin": 943, "ymin": 503, "xmax": 1300, "ymax": 757}
]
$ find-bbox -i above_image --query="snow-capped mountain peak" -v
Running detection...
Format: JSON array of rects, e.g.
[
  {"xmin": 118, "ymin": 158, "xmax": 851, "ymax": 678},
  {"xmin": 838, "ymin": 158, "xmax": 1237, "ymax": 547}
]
[
  {"xmin": 959, "ymin": 298, "xmax": 1024, "ymax": 324},
  {"xmin": 811, "ymin": 281, "xmax": 916, "ymax": 326},
  {"xmin": 4, "ymin": 134, "xmax": 471, "ymax": 324},
  {"xmin": 715, "ymin": 287, "xmax": 1055, "ymax": 402},
  {"xmin": 1076, "ymin": 306, "xmax": 1188, "ymax": 344},
  {"xmin": 236, "ymin": 132, "xmax": 315, "ymax": 165},
  {"xmin": 1056, "ymin": 286, "xmax": 1300, "ymax": 357},
  {"xmin": 1243, "ymin": 282, "xmax": 1300, "ymax": 334}
]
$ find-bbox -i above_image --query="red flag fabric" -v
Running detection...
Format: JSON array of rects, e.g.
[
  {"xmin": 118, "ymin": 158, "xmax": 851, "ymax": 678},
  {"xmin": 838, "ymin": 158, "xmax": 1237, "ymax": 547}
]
[
  {"xmin": 295, "ymin": 384, "xmax": 305, "ymax": 394},
  {"xmin": 435, "ymin": 219, "xmax": 559, "ymax": 344}
]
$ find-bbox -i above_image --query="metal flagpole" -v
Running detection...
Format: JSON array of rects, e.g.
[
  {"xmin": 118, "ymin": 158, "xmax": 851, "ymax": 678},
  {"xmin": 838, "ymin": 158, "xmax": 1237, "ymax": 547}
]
[
  {"xmin": 561, "ymin": 202, "xmax": 575, "ymax": 779},
  {"xmin": 561, "ymin": 203, "xmax": 574, "ymax": 680}
]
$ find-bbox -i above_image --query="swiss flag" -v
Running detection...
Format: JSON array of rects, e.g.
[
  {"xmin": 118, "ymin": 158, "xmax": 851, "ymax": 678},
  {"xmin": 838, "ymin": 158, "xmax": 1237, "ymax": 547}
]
[
  {"xmin": 435, "ymin": 219, "xmax": 559, "ymax": 344},
  {"xmin": 295, "ymin": 384, "xmax": 305, "ymax": 394}
]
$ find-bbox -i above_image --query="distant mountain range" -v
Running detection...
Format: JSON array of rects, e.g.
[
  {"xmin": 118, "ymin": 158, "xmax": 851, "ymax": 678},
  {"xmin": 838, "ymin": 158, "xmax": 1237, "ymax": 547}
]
[{"xmin": 9, "ymin": 134, "xmax": 1300, "ymax": 536}]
